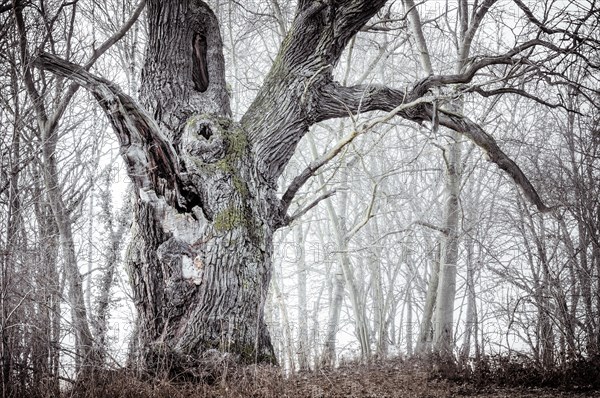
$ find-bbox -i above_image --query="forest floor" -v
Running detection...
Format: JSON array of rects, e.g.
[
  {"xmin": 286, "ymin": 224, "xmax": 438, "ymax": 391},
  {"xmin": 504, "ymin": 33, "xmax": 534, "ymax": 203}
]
[{"xmin": 73, "ymin": 358, "xmax": 600, "ymax": 398}]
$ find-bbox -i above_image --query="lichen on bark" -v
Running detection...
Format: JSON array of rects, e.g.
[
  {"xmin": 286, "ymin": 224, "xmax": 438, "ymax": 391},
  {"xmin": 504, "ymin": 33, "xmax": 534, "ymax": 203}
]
[{"xmin": 213, "ymin": 206, "xmax": 248, "ymax": 232}]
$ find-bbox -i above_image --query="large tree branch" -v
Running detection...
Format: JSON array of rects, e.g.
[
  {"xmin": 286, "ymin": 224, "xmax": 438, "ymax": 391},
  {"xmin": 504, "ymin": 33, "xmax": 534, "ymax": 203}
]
[
  {"xmin": 13, "ymin": 0, "xmax": 146, "ymax": 133},
  {"xmin": 315, "ymin": 81, "xmax": 550, "ymax": 212},
  {"xmin": 33, "ymin": 52, "xmax": 192, "ymax": 210},
  {"xmin": 282, "ymin": 94, "xmax": 435, "ymax": 208},
  {"xmin": 316, "ymin": 83, "xmax": 409, "ymax": 122},
  {"xmin": 309, "ymin": 21, "xmax": 597, "ymax": 213},
  {"xmin": 243, "ymin": 0, "xmax": 389, "ymax": 183},
  {"xmin": 314, "ymin": 38, "xmax": 565, "ymax": 122},
  {"xmin": 412, "ymin": 39, "xmax": 559, "ymax": 95},
  {"xmin": 435, "ymin": 110, "xmax": 549, "ymax": 212}
]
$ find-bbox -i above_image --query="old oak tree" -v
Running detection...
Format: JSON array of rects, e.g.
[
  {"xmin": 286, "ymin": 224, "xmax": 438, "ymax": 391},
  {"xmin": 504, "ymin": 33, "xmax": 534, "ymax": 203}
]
[{"xmin": 35, "ymin": 0, "xmax": 584, "ymax": 374}]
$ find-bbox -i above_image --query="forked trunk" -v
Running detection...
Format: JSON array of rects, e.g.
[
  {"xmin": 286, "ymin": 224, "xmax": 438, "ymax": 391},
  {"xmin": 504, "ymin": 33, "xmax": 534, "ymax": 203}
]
[
  {"xmin": 33, "ymin": 0, "xmax": 551, "ymax": 377},
  {"xmin": 124, "ymin": 1, "xmax": 281, "ymax": 371}
]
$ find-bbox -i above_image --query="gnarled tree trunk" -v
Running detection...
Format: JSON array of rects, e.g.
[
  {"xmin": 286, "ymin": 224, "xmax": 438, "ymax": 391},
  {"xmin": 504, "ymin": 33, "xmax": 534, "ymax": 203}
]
[{"xmin": 35, "ymin": 0, "xmax": 551, "ymax": 376}]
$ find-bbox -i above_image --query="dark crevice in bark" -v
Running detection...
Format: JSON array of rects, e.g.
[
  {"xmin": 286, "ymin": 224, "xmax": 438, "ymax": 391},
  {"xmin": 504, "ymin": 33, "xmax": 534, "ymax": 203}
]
[
  {"xmin": 141, "ymin": 0, "xmax": 231, "ymax": 134},
  {"xmin": 192, "ymin": 33, "xmax": 209, "ymax": 92}
]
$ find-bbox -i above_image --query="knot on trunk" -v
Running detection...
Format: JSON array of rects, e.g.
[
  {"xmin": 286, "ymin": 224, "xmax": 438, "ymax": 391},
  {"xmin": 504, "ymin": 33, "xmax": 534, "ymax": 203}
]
[
  {"xmin": 179, "ymin": 114, "xmax": 251, "ymax": 220},
  {"xmin": 182, "ymin": 115, "xmax": 228, "ymax": 163}
]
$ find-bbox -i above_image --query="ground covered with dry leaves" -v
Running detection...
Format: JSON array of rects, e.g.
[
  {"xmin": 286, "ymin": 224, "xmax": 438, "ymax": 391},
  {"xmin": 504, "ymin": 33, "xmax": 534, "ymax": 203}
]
[{"xmin": 66, "ymin": 358, "xmax": 600, "ymax": 398}]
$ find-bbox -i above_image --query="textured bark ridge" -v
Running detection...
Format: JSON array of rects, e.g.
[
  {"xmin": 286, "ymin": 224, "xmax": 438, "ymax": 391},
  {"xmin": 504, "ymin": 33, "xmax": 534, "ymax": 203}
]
[
  {"xmin": 140, "ymin": 0, "xmax": 231, "ymax": 134},
  {"xmin": 122, "ymin": 110, "xmax": 280, "ymax": 372},
  {"xmin": 130, "ymin": 0, "xmax": 277, "ymax": 369},
  {"xmin": 33, "ymin": 0, "xmax": 554, "ymax": 377}
]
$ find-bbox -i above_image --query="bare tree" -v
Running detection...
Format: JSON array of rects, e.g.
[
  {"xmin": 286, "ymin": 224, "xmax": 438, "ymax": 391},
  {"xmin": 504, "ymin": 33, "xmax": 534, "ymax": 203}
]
[
  {"xmin": 33, "ymin": 0, "xmax": 598, "ymax": 376},
  {"xmin": 7, "ymin": 0, "xmax": 145, "ymax": 375}
]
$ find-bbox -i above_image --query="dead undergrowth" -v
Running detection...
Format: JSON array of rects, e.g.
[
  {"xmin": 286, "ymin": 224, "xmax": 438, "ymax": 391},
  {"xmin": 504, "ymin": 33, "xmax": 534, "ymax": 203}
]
[{"xmin": 8, "ymin": 356, "xmax": 600, "ymax": 397}]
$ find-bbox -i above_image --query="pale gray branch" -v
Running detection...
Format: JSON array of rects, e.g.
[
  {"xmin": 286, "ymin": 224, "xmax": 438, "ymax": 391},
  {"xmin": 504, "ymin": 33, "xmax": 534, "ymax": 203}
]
[
  {"xmin": 345, "ymin": 184, "xmax": 378, "ymax": 240},
  {"xmin": 283, "ymin": 189, "xmax": 337, "ymax": 227}
]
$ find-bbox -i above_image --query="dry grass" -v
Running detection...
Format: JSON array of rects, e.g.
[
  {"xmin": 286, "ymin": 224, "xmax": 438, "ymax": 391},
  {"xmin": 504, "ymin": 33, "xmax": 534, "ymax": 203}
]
[
  {"xmin": 5, "ymin": 356, "xmax": 599, "ymax": 397},
  {"xmin": 59, "ymin": 357, "xmax": 600, "ymax": 398}
]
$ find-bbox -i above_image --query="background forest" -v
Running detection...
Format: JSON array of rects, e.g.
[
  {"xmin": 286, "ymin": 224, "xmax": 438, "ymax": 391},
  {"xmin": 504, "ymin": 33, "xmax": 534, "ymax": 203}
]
[{"xmin": 0, "ymin": 0, "xmax": 599, "ymax": 396}]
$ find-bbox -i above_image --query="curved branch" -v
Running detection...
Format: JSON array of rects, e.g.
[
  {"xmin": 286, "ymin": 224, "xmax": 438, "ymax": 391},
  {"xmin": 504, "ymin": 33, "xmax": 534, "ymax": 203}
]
[
  {"xmin": 467, "ymin": 85, "xmax": 581, "ymax": 115},
  {"xmin": 412, "ymin": 38, "xmax": 553, "ymax": 95},
  {"xmin": 281, "ymin": 128, "xmax": 359, "ymax": 213},
  {"xmin": 242, "ymin": 0, "xmax": 388, "ymax": 183},
  {"xmin": 316, "ymin": 83, "xmax": 408, "ymax": 122},
  {"xmin": 33, "ymin": 52, "xmax": 190, "ymax": 210},
  {"xmin": 315, "ymin": 81, "xmax": 550, "ymax": 212},
  {"xmin": 48, "ymin": 0, "xmax": 147, "ymax": 134},
  {"xmin": 435, "ymin": 110, "xmax": 549, "ymax": 212},
  {"xmin": 281, "ymin": 189, "xmax": 337, "ymax": 227},
  {"xmin": 512, "ymin": 0, "xmax": 600, "ymax": 47},
  {"xmin": 284, "ymin": 94, "xmax": 433, "ymax": 209},
  {"xmin": 314, "ymin": 38, "xmax": 561, "ymax": 121}
]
